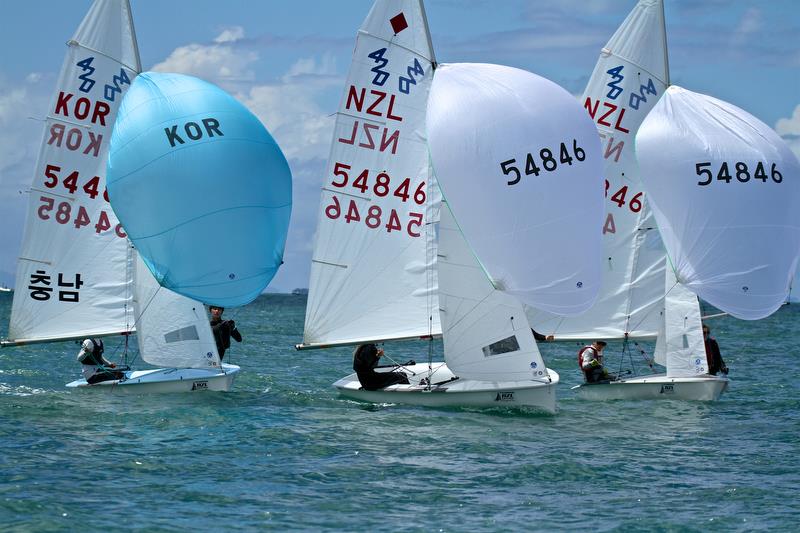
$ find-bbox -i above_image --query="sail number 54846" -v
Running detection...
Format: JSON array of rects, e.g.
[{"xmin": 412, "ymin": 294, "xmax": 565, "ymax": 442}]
[
  {"xmin": 331, "ymin": 162, "xmax": 425, "ymax": 205},
  {"xmin": 324, "ymin": 195, "xmax": 423, "ymax": 237},
  {"xmin": 695, "ymin": 161, "xmax": 783, "ymax": 186},
  {"xmin": 500, "ymin": 139, "xmax": 586, "ymax": 186}
]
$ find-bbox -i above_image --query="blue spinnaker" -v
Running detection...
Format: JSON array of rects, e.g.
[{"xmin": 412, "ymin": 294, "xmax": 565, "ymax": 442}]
[{"xmin": 107, "ymin": 72, "xmax": 292, "ymax": 307}]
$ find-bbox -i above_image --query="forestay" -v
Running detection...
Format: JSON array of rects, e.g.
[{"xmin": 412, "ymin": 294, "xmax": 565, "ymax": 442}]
[
  {"xmin": 302, "ymin": 0, "xmax": 441, "ymax": 347},
  {"xmin": 438, "ymin": 204, "xmax": 547, "ymax": 382},
  {"xmin": 636, "ymin": 86, "xmax": 800, "ymax": 320},
  {"xmin": 426, "ymin": 63, "xmax": 603, "ymax": 316},
  {"xmin": 107, "ymin": 72, "xmax": 292, "ymax": 308},
  {"xmin": 7, "ymin": 0, "xmax": 139, "ymax": 344},
  {"xmin": 526, "ymin": 0, "xmax": 669, "ymax": 339},
  {"xmin": 132, "ymin": 253, "xmax": 221, "ymax": 370}
]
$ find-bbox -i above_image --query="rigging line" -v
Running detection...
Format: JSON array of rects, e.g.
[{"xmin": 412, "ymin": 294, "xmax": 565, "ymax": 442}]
[
  {"xmin": 66, "ymin": 39, "xmax": 139, "ymax": 73},
  {"xmin": 380, "ymin": 352, "xmax": 417, "ymax": 376},
  {"xmin": 624, "ymin": 276, "xmax": 682, "ymax": 335}
]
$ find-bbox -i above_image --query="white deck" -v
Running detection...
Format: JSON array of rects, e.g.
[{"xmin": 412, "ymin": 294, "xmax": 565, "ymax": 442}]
[
  {"xmin": 572, "ymin": 372, "xmax": 729, "ymax": 401},
  {"xmin": 65, "ymin": 363, "xmax": 240, "ymax": 393},
  {"xmin": 334, "ymin": 362, "xmax": 559, "ymax": 413}
]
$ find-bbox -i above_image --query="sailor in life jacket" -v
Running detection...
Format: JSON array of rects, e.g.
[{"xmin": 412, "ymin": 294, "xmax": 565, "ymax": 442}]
[
  {"xmin": 76, "ymin": 338, "xmax": 125, "ymax": 385},
  {"xmin": 578, "ymin": 340, "xmax": 609, "ymax": 383}
]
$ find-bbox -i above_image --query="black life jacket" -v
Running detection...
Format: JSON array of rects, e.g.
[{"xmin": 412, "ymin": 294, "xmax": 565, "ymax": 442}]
[{"xmin": 79, "ymin": 338, "xmax": 105, "ymax": 366}]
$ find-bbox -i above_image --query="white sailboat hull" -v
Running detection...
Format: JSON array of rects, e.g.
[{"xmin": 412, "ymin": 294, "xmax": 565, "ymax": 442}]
[
  {"xmin": 65, "ymin": 363, "xmax": 240, "ymax": 393},
  {"xmin": 334, "ymin": 363, "xmax": 559, "ymax": 413},
  {"xmin": 572, "ymin": 373, "xmax": 729, "ymax": 401}
]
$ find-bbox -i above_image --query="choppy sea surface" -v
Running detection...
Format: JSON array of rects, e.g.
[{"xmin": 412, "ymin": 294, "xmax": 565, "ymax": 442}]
[{"xmin": 1, "ymin": 292, "xmax": 799, "ymax": 531}]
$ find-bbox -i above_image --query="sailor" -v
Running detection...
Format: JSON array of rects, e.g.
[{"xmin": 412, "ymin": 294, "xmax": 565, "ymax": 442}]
[
  {"xmin": 209, "ymin": 306, "xmax": 242, "ymax": 361},
  {"xmin": 703, "ymin": 324, "xmax": 728, "ymax": 376},
  {"xmin": 353, "ymin": 343, "xmax": 410, "ymax": 390},
  {"xmin": 578, "ymin": 340, "xmax": 609, "ymax": 383},
  {"xmin": 77, "ymin": 338, "xmax": 124, "ymax": 384}
]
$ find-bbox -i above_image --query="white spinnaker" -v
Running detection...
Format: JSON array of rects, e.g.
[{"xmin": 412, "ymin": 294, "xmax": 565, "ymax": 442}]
[
  {"xmin": 302, "ymin": 0, "xmax": 441, "ymax": 347},
  {"xmin": 427, "ymin": 63, "xmax": 603, "ymax": 316},
  {"xmin": 8, "ymin": 0, "xmax": 140, "ymax": 344},
  {"xmin": 526, "ymin": 0, "xmax": 668, "ymax": 339},
  {"xmin": 133, "ymin": 254, "xmax": 220, "ymax": 370},
  {"xmin": 636, "ymin": 86, "xmax": 800, "ymax": 320},
  {"xmin": 438, "ymin": 204, "xmax": 547, "ymax": 382},
  {"xmin": 662, "ymin": 263, "xmax": 705, "ymax": 377}
]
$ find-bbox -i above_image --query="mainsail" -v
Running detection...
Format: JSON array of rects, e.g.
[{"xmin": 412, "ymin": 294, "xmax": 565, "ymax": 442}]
[
  {"xmin": 636, "ymin": 86, "xmax": 800, "ymax": 320},
  {"xmin": 526, "ymin": 0, "xmax": 669, "ymax": 339},
  {"xmin": 301, "ymin": 0, "xmax": 440, "ymax": 348},
  {"xmin": 5, "ymin": 0, "xmax": 139, "ymax": 345}
]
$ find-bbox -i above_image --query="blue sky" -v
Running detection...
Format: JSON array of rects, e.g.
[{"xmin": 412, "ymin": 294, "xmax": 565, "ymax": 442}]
[{"xmin": 1, "ymin": 0, "xmax": 798, "ymax": 292}]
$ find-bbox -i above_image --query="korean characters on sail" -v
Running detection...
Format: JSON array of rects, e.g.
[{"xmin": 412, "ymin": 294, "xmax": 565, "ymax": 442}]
[
  {"xmin": 323, "ymin": 13, "xmax": 432, "ymax": 240},
  {"xmin": 35, "ymin": 59, "xmax": 132, "ymax": 244},
  {"xmin": 28, "ymin": 271, "xmax": 84, "ymax": 302}
]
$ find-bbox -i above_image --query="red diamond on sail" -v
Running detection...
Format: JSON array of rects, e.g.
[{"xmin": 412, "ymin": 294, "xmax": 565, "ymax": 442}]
[{"xmin": 390, "ymin": 13, "xmax": 408, "ymax": 34}]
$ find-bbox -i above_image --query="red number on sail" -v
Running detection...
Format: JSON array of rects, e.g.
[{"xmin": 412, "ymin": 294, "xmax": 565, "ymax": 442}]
[
  {"xmin": 63, "ymin": 171, "xmax": 79, "ymax": 194},
  {"xmin": 352, "ymin": 170, "xmax": 369, "ymax": 193},
  {"xmin": 393, "ymin": 177, "xmax": 410, "ymax": 202},
  {"xmin": 610, "ymin": 185, "xmax": 627, "ymax": 207},
  {"xmin": 83, "ymin": 176, "xmax": 101, "ymax": 199},
  {"xmin": 407, "ymin": 213, "xmax": 423, "ymax": 237},
  {"xmin": 73, "ymin": 206, "xmax": 91, "ymax": 229},
  {"xmin": 325, "ymin": 195, "xmax": 341, "ymax": 219},
  {"xmin": 95, "ymin": 210, "xmax": 112, "ymax": 233},
  {"xmin": 374, "ymin": 173, "xmax": 390, "ymax": 197},
  {"xmin": 385, "ymin": 209, "xmax": 401, "ymax": 232},
  {"xmin": 345, "ymin": 200, "xmax": 361, "ymax": 223},
  {"xmin": 413, "ymin": 182, "xmax": 426, "ymax": 205},
  {"xmin": 629, "ymin": 192, "xmax": 642, "ymax": 213},
  {"xmin": 55, "ymin": 202, "xmax": 71, "ymax": 224},
  {"xmin": 332, "ymin": 162, "xmax": 350, "ymax": 187},
  {"xmin": 44, "ymin": 164, "xmax": 60, "ymax": 188},
  {"xmin": 365, "ymin": 205, "xmax": 382, "ymax": 228}
]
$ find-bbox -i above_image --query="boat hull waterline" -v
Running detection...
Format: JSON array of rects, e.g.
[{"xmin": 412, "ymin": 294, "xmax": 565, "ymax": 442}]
[
  {"xmin": 334, "ymin": 363, "xmax": 559, "ymax": 413},
  {"xmin": 572, "ymin": 373, "xmax": 729, "ymax": 401},
  {"xmin": 65, "ymin": 363, "xmax": 240, "ymax": 393}
]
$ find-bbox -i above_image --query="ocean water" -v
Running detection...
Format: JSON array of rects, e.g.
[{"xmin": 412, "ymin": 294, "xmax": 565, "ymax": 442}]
[{"xmin": 1, "ymin": 291, "xmax": 798, "ymax": 531}]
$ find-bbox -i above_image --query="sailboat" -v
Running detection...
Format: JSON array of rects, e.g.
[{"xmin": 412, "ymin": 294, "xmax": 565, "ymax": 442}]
[
  {"xmin": 298, "ymin": 0, "xmax": 604, "ymax": 412},
  {"xmin": 523, "ymin": 0, "xmax": 729, "ymax": 401},
  {"xmin": 0, "ymin": 285, "xmax": 11, "ymax": 294},
  {"xmin": 1, "ymin": 0, "xmax": 240, "ymax": 392}
]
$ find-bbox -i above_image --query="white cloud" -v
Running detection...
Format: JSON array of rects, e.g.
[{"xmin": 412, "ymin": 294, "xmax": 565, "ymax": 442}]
[
  {"xmin": 241, "ymin": 54, "xmax": 341, "ymax": 163},
  {"xmin": 151, "ymin": 28, "xmax": 258, "ymax": 82},
  {"xmin": 776, "ymin": 104, "xmax": 800, "ymax": 159},
  {"xmin": 213, "ymin": 26, "xmax": 245, "ymax": 44},
  {"xmin": 733, "ymin": 8, "xmax": 763, "ymax": 46}
]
